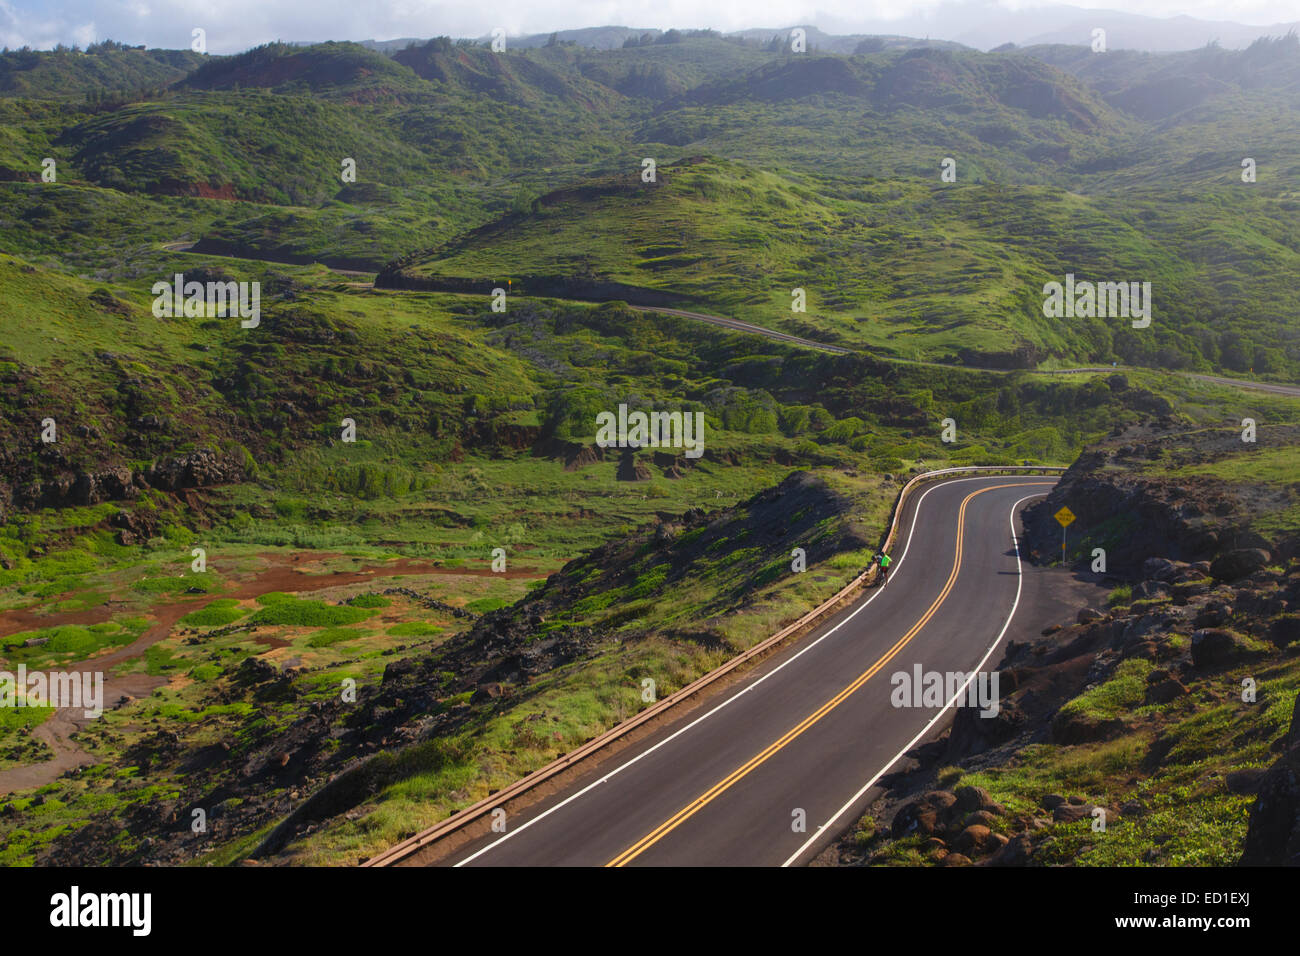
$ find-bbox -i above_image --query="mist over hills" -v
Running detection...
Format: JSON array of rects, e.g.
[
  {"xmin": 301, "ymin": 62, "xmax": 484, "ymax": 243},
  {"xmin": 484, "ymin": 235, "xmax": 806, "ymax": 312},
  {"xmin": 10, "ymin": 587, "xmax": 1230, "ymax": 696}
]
[{"xmin": 342, "ymin": 6, "xmax": 1300, "ymax": 56}]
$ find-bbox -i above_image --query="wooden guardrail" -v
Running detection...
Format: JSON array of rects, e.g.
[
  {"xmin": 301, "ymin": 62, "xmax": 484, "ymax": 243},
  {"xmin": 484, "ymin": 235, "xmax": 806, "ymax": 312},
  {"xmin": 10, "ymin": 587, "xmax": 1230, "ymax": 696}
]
[{"xmin": 362, "ymin": 464, "xmax": 1066, "ymax": 866}]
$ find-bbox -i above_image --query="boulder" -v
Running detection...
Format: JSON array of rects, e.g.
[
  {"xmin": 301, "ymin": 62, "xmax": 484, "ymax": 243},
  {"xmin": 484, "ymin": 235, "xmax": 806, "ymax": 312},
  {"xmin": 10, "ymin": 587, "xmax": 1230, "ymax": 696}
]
[
  {"xmin": 1077, "ymin": 607, "xmax": 1104, "ymax": 624},
  {"xmin": 1210, "ymin": 549, "xmax": 1271, "ymax": 582},
  {"xmin": 564, "ymin": 444, "xmax": 603, "ymax": 471},
  {"xmin": 1268, "ymin": 614, "xmax": 1300, "ymax": 648},
  {"xmin": 983, "ymin": 833, "xmax": 1033, "ymax": 866},
  {"xmin": 891, "ymin": 790, "xmax": 956, "ymax": 839},
  {"xmin": 1142, "ymin": 557, "xmax": 1179, "ymax": 582},
  {"xmin": 953, "ymin": 824, "xmax": 993, "ymax": 854},
  {"xmin": 236, "ymin": 656, "xmax": 279, "ymax": 684},
  {"xmin": 1051, "ymin": 711, "xmax": 1129, "ymax": 745},
  {"xmin": 954, "ymin": 785, "xmax": 994, "ymax": 813},
  {"xmin": 1132, "ymin": 580, "xmax": 1168, "ymax": 601},
  {"xmin": 891, "ymin": 803, "xmax": 938, "ymax": 839},
  {"xmin": 1190, "ymin": 628, "xmax": 1246, "ymax": 667},
  {"xmin": 1193, "ymin": 601, "xmax": 1232, "ymax": 629},
  {"xmin": 1052, "ymin": 802, "xmax": 1095, "ymax": 823},
  {"xmin": 947, "ymin": 698, "xmax": 1025, "ymax": 758},
  {"xmin": 470, "ymin": 682, "xmax": 504, "ymax": 703},
  {"xmin": 1226, "ymin": 768, "xmax": 1266, "ymax": 795},
  {"xmin": 1126, "ymin": 640, "xmax": 1160, "ymax": 661},
  {"xmin": 145, "ymin": 449, "xmax": 243, "ymax": 491},
  {"xmin": 921, "ymin": 790, "xmax": 958, "ymax": 811}
]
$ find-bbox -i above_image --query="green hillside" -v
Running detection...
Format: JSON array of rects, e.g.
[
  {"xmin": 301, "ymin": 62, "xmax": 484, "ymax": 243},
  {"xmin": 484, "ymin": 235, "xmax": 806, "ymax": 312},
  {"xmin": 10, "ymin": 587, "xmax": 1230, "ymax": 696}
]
[
  {"xmin": 2, "ymin": 28, "xmax": 1299, "ymax": 866},
  {"xmin": 0, "ymin": 42, "xmax": 205, "ymax": 99},
  {"xmin": 384, "ymin": 155, "xmax": 1300, "ymax": 374}
]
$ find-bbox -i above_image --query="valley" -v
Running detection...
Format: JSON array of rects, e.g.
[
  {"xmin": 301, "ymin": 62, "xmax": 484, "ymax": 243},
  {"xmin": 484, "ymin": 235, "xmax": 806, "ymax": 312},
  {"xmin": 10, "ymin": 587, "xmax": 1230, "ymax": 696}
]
[{"xmin": 0, "ymin": 25, "xmax": 1297, "ymax": 871}]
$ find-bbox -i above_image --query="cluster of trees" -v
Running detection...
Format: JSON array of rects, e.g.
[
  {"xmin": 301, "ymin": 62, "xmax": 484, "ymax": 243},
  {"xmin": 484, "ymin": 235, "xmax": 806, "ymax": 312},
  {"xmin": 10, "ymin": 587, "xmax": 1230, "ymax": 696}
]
[{"xmin": 622, "ymin": 29, "xmax": 720, "ymax": 48}]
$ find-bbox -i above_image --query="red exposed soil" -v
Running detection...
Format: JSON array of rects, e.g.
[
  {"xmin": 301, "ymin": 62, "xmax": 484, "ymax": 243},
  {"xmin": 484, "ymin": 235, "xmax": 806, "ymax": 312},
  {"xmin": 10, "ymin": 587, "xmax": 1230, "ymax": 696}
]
[{"xmin": 0, "ymin": 552, "xmax": 542, "ymax": 794}]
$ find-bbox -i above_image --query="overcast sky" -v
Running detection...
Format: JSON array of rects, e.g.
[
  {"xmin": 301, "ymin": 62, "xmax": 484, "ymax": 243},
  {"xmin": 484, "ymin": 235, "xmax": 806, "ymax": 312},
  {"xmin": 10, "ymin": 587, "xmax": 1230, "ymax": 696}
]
[{"xmin": 3, "ymin": 0, "xmax": 1297, "ymax": 54}]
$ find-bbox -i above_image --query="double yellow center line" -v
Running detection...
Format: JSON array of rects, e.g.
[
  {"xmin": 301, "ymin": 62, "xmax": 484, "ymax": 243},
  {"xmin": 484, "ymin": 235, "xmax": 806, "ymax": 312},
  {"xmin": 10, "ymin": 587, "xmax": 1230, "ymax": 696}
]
[{"xmin": 606, "ymin": 481, "xmax": 1049, "ymax": 867}]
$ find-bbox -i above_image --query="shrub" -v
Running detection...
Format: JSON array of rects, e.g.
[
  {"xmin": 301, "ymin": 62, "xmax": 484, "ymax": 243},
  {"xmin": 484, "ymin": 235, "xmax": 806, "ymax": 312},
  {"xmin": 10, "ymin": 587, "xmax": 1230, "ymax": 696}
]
[
  {"xmin": 466, "ymin": 597, "xmax": 509, "ymax": 615},
  {"xmin": 307, "ymin": 627, "xmax": 367, "ymax": 647},
  {"xmin": 248, "ymin": 598, "xmax": 370, "ymax": 627},
  {"xmin": 387, "ymin": 622, "xmax": 444, "ymax": 637},
  {"xmin": 180, "ymin": 603, "xmax": 247, "ymax": 627}
]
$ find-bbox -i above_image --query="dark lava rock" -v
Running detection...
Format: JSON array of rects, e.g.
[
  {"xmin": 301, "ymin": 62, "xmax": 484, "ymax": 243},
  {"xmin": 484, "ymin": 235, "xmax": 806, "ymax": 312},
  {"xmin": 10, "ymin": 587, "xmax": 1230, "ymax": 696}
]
[
  {"xmin": 1226, "ymin": 768, "xmax": 1266, "ymax": 795},
  {"xmin": 1241, "ymin": 693, "xmax": 1300, "ymax": 865},
  {"xmin": 1190, "ymin": 628, "xmax": 1246, "ymax": 667},
  {"xmin": 891, "ymin": 791, "xmax": 956, "ymax": 839},
  {"xmin": 983, "ymin": 833, "xmax": 1033, "ymax": 866},
  {"xmin": 954, "ymin": 785, "xmax": 994, "ymax": 813},
  {"xmin": 1052, "ymin": 802, "xmax": 1096, "ymax": 823},
  {"xmin": 953, "ymin": 824, "xmax": 993, "ymax": 854},
  {"xmin": 1211, "ymin": 549, "xmax": 1271, "ymax": 583}
]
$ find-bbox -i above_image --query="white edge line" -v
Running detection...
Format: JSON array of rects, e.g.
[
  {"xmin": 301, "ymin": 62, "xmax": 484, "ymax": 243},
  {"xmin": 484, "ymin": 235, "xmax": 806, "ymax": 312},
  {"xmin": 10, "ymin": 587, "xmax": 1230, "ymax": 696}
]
[
  {"xmin": 779, "ymin": 489, "xmax": 1049, "ymax": 867},
  {"xmin": 452, "ymin": 475, "xmax": 1004, "ymax": 866}
]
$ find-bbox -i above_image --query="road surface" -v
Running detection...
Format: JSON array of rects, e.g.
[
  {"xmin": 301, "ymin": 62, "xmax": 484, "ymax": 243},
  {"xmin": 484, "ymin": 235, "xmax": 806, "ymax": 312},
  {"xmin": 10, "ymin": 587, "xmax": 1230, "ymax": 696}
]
[{"xmin": 440, "ymin": 474, "xmax": 1054, "ymax": 867}]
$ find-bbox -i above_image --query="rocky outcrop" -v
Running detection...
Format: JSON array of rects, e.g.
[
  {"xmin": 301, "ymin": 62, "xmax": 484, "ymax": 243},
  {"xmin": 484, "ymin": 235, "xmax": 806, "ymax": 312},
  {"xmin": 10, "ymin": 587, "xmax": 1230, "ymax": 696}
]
[
  {"xmin": 1024, "ymin": 422, "xmax": 1297, "ymax": 573},
  {"xmin": 3, "ymin": 448, "xmax": 245, "ymax": 517},
  {"xmin": 533, "ymin": 436, "xmax": 605, "ymax": 471},
  {"xmin": 1241, "ymin": 693, "xmax": 1300, "ymax": 865},
  {"xmin": 616, "ymin": 449, "xmax": 652, "ymax": 481}
]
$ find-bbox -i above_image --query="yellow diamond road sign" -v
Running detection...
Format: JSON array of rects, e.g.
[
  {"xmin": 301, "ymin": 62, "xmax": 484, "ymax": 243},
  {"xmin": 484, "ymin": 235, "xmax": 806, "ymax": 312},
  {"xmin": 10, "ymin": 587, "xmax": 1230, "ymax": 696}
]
[{"xmin": 1054, "ymin": 506, "xmax": 1076, "ymax": 528}]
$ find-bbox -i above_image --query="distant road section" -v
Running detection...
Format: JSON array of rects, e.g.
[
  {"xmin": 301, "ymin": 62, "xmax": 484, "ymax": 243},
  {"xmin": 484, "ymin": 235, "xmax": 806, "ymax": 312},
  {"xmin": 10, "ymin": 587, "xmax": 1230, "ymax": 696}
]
[
  {"xmin": 158, "ymin": 242, "xmax": 1300, "ymax": 398},
  {"xmin": 638, "ymin": 307, "xmax": 1300, "ymax": 398},
  {"xmin": 1184, "ymin": 373, "xmax": 1300, "ymax": 398},
  {"xmin": 635, "ymin": 306, "xmax": 852, "ymax": 354}
]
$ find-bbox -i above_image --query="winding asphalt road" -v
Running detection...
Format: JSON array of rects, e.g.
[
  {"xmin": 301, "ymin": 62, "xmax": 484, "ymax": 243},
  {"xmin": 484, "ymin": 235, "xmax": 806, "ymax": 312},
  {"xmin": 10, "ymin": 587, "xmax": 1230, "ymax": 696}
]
[{"xmin": 438, "ymin": 474, "xmax": 1054, "ymax": 867}]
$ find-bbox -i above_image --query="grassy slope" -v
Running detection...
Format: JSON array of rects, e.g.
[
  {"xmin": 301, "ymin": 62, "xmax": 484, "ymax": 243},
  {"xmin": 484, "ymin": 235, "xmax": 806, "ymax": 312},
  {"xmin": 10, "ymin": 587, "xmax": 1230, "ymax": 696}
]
[{"xmin": 393, "ymin": 155, "xmax": 1300, "ymax": 373}]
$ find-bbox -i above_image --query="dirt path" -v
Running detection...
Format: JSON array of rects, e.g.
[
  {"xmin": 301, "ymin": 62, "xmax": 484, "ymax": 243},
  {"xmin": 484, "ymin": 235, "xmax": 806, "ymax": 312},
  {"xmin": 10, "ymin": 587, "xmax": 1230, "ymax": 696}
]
[{"xmin": 0, "ymin": 553, "xmax": 538, "ymax": 795}]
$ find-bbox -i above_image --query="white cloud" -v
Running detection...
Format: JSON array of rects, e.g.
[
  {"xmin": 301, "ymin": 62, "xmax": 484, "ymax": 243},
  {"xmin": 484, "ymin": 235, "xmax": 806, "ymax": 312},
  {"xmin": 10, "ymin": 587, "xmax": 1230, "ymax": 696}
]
[{"xmin": 0, "ymin": 0, "xmax": 1294, "ymax": 52}]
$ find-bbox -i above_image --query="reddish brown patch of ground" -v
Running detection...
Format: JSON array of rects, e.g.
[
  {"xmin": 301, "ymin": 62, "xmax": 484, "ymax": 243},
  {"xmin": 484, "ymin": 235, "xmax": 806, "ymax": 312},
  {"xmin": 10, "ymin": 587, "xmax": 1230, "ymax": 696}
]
[{"xmin": 0, "ymin": 553, "xmax": 544, "ymax": 793}]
